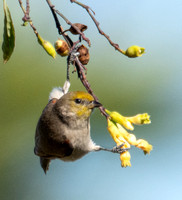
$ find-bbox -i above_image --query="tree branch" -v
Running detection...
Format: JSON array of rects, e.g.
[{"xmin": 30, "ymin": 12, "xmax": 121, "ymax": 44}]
[{"xmin": 70, "ymin": 0, "xmax": 125, "ymax": 55}]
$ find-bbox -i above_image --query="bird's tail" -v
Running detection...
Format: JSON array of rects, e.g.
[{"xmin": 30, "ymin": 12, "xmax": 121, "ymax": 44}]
[{"xmin": 40, "ymin": 157, "xmax": 51, "ymax": 174}]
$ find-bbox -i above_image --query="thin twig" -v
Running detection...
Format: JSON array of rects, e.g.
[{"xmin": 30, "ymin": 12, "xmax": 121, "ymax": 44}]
[
  {"xmin": 46, "ymin": 0, "xmax": 108, "ymax": 118},
  {"xmin": 21, "ymin": 0, "xmax": 30, "ymax": 22},
  {"xmin": 46, "ymin": 0, "xmax": 73, "ymax": 47},
  {"xmin": 25, "ymin": 0, "xmax": 30, "ymax": 19},
  {"xmin": 70, "ymin": 0, "xmax": 126, "ymax": 55},
  {"xmin": 46, "ymin": 0, "xmax": 90, "ymax": 46},
  {"xmin": 74, "ymin": 57, "xmax": 109, "ymax": 118},
  {"xmin": 18, "ymin": 0, "xmax": 26, "ymax": 14},
  {"xmin": 18, "ymin": 0, "xmax": 108, "ymax": 118},
  {"xmin": 18, "ymin": 0, "xmax": 38, "ymax": 35},
  {"xmin": 55, "ymin": 9, "xmax": 91, "ymax": 47}
]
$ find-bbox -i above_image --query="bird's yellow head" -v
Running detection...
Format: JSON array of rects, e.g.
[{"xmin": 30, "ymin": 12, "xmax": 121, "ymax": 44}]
[{"xmin": 55, "ymin": 91, "xmax": 102, "ymax": 120}]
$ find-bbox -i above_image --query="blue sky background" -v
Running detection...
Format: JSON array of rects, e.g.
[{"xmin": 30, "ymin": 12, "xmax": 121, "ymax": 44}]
[{"xmin": 0, "ymin": 0, "xmax": 182, "ymax": 199}]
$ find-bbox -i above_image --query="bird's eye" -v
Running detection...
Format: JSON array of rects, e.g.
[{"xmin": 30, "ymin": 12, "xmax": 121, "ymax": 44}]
[{"xmin": 75, "ymin": 98, "xmax": 82, "ymax": 104}]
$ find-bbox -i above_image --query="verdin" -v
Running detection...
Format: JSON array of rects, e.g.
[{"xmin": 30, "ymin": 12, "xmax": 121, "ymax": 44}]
[{"xmin": 34, "ymin": 90, "xmax": 125, "ymax": 173}]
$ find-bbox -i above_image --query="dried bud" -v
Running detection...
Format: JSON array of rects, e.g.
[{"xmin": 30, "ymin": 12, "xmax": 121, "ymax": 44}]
[
  {"xmin": 125, "ymin": 45, "xmax": 145, "ymax": 58},
  {"xmin": 77, "ymin": 45, "xmax": 90, "ymax": 65},
  {"xmin": 54, "ymin": 39, "xmax": 70, "ymax": 57},
  {"xmin": 69, "ymin": 23, "xmax": 87, "ymax": 35}
]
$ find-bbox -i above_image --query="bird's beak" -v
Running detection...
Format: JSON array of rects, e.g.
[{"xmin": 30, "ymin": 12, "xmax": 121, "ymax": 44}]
[{"xmin": 89, "ymin": 100, "xmax": 102, "ymax": 109}]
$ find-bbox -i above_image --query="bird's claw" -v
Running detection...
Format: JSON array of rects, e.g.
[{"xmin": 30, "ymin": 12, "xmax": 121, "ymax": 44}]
[
  {"xmin": 112, "ymin": 143, "xmax": 130, "ymax": 154},
  {"xmin": 99, "ymin": 143, "xmax": 130, "ymax": 154}
]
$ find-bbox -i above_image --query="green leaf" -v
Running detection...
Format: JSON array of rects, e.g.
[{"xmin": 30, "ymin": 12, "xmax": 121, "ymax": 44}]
[{"xmin": 2, "ymin": 0, "xmax": 15, "ymax": 64}]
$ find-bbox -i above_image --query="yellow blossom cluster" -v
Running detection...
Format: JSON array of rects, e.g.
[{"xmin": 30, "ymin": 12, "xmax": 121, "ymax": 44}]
[{"xmin": 106, "ymin": 110, "xmax": 152, "ymax": 167}]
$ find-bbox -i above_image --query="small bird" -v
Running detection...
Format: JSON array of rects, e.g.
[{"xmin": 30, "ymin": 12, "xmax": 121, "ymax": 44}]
[{"xmin": 34, "ymin": 90, "xmax": 125, "ymax": 173}]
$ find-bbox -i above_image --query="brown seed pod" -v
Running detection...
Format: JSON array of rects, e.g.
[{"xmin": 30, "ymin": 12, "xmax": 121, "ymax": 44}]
[
  {"xmin": 54, "ymin": 39, "xmax": 70, "ymax": 57},
  {"xmin": 69, "ymin": 23, "xmax": 87, "ymax": 35},
  {"xmin": 77, "ymin": 45, "xmax": 90, "ymax": 65}
]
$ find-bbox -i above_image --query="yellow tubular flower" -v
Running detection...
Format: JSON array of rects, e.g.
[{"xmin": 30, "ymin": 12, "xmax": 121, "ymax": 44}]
[
  {"xmin": 120, "ymin": 151, "xmax": 131, "ymax": 167},
  {"xmin": 116, "ymin": 123, "xmax": 137, "ymax": 145},
  {"xmin": 107, "ymin": 119, "xmax": 131, "ymax": 167},
  {"xmin": 127, "ymin": 113, "xmax": 151, "ymax": 125},
  {"xmin": 106, "ymin": 110, "xmax": 134, "ymax": 131},
  {"xmin": 135, "ymin": 139, "xmax": 153, "ymax": 154},
  {"xmin": 107, "ymin": 119, "xmax": 127, "ymax": 146},
  {"xmin": 126, "ymin": 134, "xmax": 137, "ymax": 146},
  {"xmin": 116, "ymin": 123, "xmax": 129, "ymax": 136}
]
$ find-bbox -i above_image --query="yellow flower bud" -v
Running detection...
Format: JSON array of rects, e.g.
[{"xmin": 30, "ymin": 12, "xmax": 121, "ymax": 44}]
[
  {"xmin": 54, "ymin": 39, "xmax": 70, "ymax": 57},
  {"xmin": 127, "ymin": 113, "xmax": 151, "ymax": 125},
  {"xmin": 37, "ymin": 34, "xmax": 56, "ymax": 58},
  {"xmin": 106, "ymin": 110, "xmax": 134, "ymax": 131},
  {"xmin": 21, "ymin": 21, "xmax": 28, "ymax": 26},
  {"xmin": 125, "ymin": 45, "xmax": 145, "ymax": 58},
  {"xmin": 135, "ymin": 139, "xmax": 153, "ymax": 154},
  {"xmin": 120, "ymin": 151, "xmax": 131, "ymax": 167}
]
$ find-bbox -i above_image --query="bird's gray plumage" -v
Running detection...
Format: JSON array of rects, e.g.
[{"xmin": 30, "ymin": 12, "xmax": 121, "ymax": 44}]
[{"xmin": 34, "ymin": 92, "xmax": 100, "ymax": 173}]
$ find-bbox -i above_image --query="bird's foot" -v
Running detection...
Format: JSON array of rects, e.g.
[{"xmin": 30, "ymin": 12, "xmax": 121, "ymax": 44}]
[
  {"xmin": 99, "ymin": 143, "xmax": 129, "ymax": 154},
  {"xmin": 111, "ymin": 144, "xmax": 129, "ymax": 154}
]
